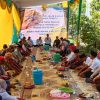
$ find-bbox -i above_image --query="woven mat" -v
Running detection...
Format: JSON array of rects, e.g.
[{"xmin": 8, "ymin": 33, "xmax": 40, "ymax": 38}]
[{"xmin": 11, "ymin": 48, "xmax": 99, "ymax": 100}]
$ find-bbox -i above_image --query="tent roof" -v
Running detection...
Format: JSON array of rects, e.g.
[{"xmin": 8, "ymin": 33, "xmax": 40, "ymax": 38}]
[{"xmin": 13, "ymin": 0, "xmax": 66, "ymax": 8}]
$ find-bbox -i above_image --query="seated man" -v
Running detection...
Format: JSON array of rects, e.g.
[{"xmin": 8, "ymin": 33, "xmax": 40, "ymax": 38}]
[
  {"xmin": 69, "ymin": 53, "xmax": 87, "ymax": 69},
  {"xmin": 36, "ymin": 37, "xmax": 43, "ymax": 47},
  {"xmin": 27, "ymin": 37, "xmax": 33, "ymax": 47},
  {"xmin": 13, "ymin": 45, "xmax": 23, "ymax": 62},
  {"xmin": 79, "ymin": 50, "xmax": 100, "ymax": 78},
  {"xmin": 44, "ymin": 34, "xmax": 51, "ymax": 46},
  {"xmin": 77, "ymin": 56, "xmax": 92, "ymax": 74},
  {"xmin": 61, "ymin": 48, "xmax": 79, "ymax": 67},
  {"xmin": 53, "ymin": 36, "xmax": 60, "ymax": 48},
  {"xmin": 19, "ymin": 40, "xmax": 30, "ymax": 56}
]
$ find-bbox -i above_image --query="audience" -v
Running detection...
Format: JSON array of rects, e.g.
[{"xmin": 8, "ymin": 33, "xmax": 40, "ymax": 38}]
[
  {"xmin": 79, "ymin": 50, "xmax": 100, "ymax": 78},
  {"xmin": 0, "ymin": 35, "xmax": 100, "ymax": 100}
]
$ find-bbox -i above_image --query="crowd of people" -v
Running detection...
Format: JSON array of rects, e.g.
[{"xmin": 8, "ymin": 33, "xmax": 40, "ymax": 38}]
[
  {"xmin": 56, "ymin": 38, "xmax": 100, "ymax": 92},
  {"xmin": 0, "ymin": 34, "xmax": 100, "ymax": 99},
  {"xmin": 0, "ymin": 36, "xmax": 34, "ymax": 100},
  {"xmin": 36, "ymin": 34, "xmax": 100, "ymax": 92}
]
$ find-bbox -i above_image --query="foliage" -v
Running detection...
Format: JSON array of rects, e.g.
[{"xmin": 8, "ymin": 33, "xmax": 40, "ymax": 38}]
[{"xmin": 69, "ymin": 0, "xmax": 100, "ymax": 50}]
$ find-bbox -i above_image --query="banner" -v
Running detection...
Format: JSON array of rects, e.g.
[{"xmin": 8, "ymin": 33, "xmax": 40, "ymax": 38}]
[{"xmin": 20, "ymin": 7, "xmax": 66, "ymax": 44}]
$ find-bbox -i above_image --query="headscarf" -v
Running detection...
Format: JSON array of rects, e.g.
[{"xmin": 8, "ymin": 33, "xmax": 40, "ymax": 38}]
[{"xmin": 0, "ymin": 79, "xmax": 7, "ymax": 93}]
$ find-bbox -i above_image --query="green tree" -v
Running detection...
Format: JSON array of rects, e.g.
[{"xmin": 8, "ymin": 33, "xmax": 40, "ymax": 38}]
[{"xmin": 69, "ymin": 0, "xmax": 100, "ymax": 50}]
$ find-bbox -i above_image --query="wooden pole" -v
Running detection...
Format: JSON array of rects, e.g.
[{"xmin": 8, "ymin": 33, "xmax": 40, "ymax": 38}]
[
  {"xmin": 67, "ymin": 1, "xmax": 70, "ymax": 39},
  {"xmin": 76, "ymin": 0, "xmax": 82, "ymax": 46}
]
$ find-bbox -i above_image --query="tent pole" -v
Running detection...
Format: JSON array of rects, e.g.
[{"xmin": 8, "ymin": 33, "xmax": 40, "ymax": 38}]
[
  {"xmin": 67, "ymin": 1, "xmax": 70, "ymax": 39},
  {"xmin": 76, "ymin": 0, "xmax": 82, "ymax": 46}
]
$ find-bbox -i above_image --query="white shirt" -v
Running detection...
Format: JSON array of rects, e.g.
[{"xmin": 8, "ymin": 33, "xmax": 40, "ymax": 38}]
[
  {"xmin": 66, "ymin": 52, "xmax": 76, "ymax": 61},
  {"xmin": 0, "ymin": 92, "xmax": 18, "ymax": 100},
  {"xmin": 44, "ymin": 37, "xmax": 51, "ymax": 44},
  {"xmin": 84, "ymin": 57, "xmax": 92, "ymax": 66},
  {"xmin": 90, "ymin": 58, "xmax": 100, "ymax": 72},
  {"xmin": 36, "ymin": 39, "xmax": 43, "ymax": 45}
]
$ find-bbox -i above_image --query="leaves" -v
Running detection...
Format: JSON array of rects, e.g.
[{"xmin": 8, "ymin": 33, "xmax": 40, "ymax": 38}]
[{"xmin": 69, "ymin": 0, "xmax": 100, "ymax": 49}]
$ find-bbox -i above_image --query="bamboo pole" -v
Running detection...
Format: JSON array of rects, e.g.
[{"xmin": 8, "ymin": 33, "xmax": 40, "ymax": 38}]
[
  {"xmin": 76, "ymin": 0, "xmax": 82, "ymax": 46},
  {"xmin": 67, "ymin": 1, "xmax": 70, "ymax": 39}
]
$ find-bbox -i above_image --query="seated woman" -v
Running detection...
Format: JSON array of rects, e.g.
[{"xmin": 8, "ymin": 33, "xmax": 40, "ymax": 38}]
[
  {"xmin": 53, "ymin": 36, "xmax": 60, "ymax": 48},
  {"xmin": 69, "ymin": 53, "xmax": 87, "ymax": 69},
  {"xmin": 36, "ymin": 37, "xmax": 43, "ymax": 47},
  {"xmin": 4, "ymin": 52, "xmax": 22, "ymax": 76},
  {"xmin": 0, "ymin": 79, "xmax": 18, "ymax": 100},
  {"xmin": 79, "ymin": 50, "xmax": 100, "ymax": 78}
]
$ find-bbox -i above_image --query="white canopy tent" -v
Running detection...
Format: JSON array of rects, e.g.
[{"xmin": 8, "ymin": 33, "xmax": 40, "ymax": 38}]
[{"xmin": 13, "ymin": 0, "xmax": 66, "ymax": 8}]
